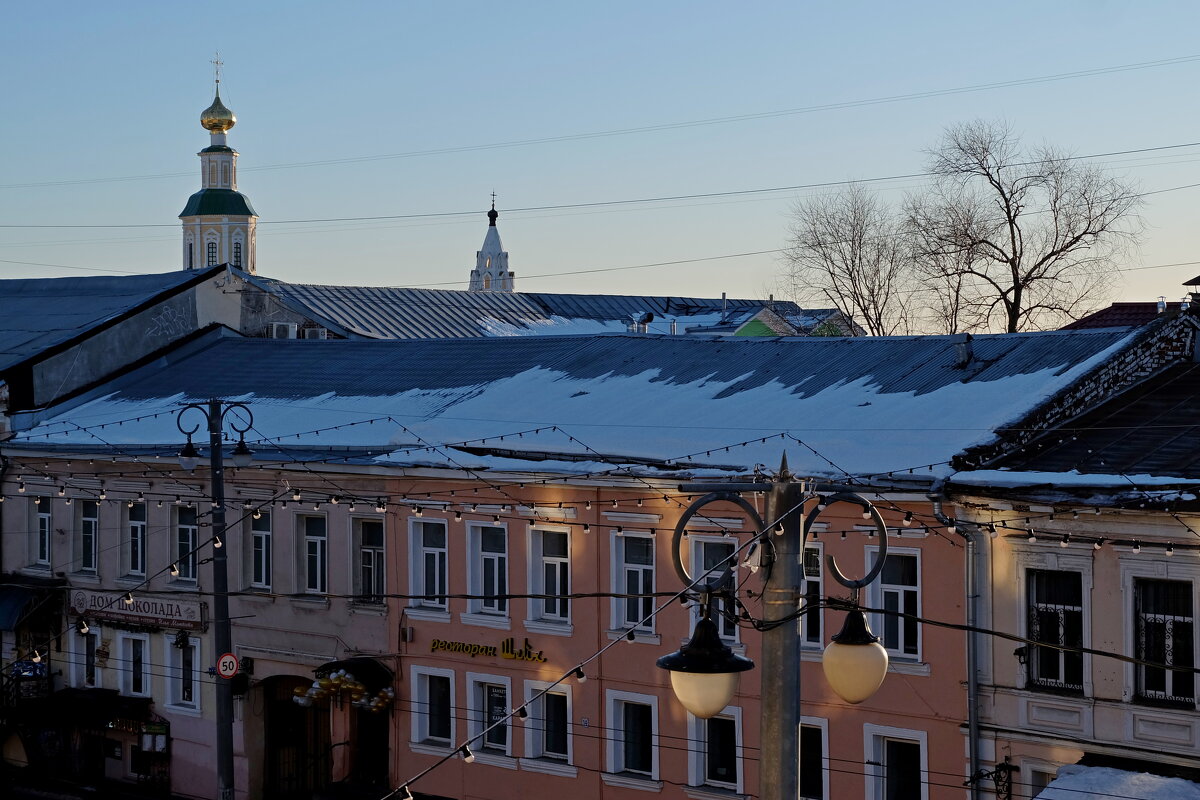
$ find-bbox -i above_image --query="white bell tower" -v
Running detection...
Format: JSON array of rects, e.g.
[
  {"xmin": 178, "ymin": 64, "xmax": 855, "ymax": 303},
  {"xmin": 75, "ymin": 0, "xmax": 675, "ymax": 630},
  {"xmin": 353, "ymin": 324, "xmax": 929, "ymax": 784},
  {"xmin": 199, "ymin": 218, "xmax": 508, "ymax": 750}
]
[
  {"xmin": 179, "ymin": 57, "xmax": 258, "ymax": 273},
  {"xmin": 468, "ymin": 197, "xmax": 514, "ymax": 292}
]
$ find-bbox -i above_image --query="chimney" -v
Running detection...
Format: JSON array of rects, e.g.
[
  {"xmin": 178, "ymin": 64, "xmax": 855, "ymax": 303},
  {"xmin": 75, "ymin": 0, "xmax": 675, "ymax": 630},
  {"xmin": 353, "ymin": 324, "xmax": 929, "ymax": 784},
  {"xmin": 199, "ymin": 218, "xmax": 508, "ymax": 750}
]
[{"xmin": 952, "ymin": 333, "xmax": 974, "ymax": 369}]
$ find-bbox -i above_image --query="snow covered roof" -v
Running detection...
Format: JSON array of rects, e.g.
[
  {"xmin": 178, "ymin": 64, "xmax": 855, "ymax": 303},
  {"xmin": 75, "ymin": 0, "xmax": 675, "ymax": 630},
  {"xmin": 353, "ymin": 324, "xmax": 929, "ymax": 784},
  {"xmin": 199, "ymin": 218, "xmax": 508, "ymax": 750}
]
[
  {"xmin": 1037, "ymin": 765, "xmax": 1200, "ymax": 799},
  {"xmin": 0, "ymin": 267, "xmax": 222, "ymax": 373},
  {"xmin": 7, "ymin": 327, "xmax": 1136, "ymax": 480},
  {"xmin": 240, "ymin": 270, "xmax": 810, "ymax": 339}
]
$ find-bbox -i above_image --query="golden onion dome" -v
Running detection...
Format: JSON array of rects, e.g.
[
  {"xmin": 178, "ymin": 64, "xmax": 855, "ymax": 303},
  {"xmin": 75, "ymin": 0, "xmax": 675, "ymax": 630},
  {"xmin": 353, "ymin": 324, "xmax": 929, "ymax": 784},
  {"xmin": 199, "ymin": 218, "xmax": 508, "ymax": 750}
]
[{"xmin": 200, "ymin": 88, "xmax": 236, "ymax": 133}]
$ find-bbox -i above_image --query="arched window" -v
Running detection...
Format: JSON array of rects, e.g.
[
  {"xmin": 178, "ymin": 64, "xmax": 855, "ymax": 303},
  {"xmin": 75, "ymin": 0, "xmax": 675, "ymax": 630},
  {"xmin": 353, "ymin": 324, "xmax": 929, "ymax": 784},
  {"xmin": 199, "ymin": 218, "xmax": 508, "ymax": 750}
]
[
  {"xmin": 232, "ymin": 242, "xmax": 242, "ymax": 267},
  {"xmin": 486, "ymin": 256, "xmax": 491, "ymax": 269},
  {"xmin": 483, "ymin": 275, "xmax": 491, "ymax": 290},
  {"xmin": 207, "ymin": 241, "xmax": 218, "ymax": 266},
  {"xmin": 208, "ymin": 163, "xmax": 217, "ymax": 186},
  {"xmin": 187, "ymin": 242, "xmax": 194, "ymax": 269},
  {"xmin": 221, "ymin": 163, "xmax": 230, "ymax": 186}
]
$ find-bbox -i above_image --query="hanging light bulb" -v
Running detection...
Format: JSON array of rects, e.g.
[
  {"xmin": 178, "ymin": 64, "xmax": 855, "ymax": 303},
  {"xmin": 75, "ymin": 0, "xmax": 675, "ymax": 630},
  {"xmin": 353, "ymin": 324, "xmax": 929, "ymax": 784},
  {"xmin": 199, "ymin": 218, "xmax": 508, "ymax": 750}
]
[
  {"xmin": 76, "ymin": 618, "xmax": 90, "ymax": 635},
  {"xmin": 123, "ymin": 592, "xmax": 134, "ymax": 606},
  {"xmin": 454, "ymin": 510, "xmax": 463, "ymax": 522},
  {"xmin": 57, "ymin": 485, "xmax": 66, "ymax": 496},
  {"xmin": 18, "ymin": 482, "xmax": 26, "ymax": 493},
  {"xmin": 414, "ymin": 506, "xmax": 424, "ymax": 518},
  {"xmin": 1132, "ymin": 541, "xmax": 1142, "ymax": 554},
  {"xmin": 1093, "ymin": 539, "xmax": 1103, "ymax": 550},
  {"xmin": 170, "ymin": 563, "xmax": 181, "ymax": 577},
  {"xmin": 330, "ymin": 496, "xmax": 340, "ymax": 505},
  {"xmin": 573, "ymin": 666, "xmax": 587, "ymax": 683},
  {"xmin": 230, "ymin": 437, "xmax": 254, "ymax": 468},
  {"xmin": 585, "ymin": 500, "xmax": 592, "ymax": 510},
  {"xmin": 902, "ymin": 511, "xmax": 913, "ymax": 527},
  {"xmin": 31, "ymin": 650, "xmax": 41, "ymax": 664},
  {"xmin": 1166, "ymin": 543, "xmax": 1175, "ymax": 557},
  {"xmin": 1027, "ymin": 529, "xmax": 1037, "ymax": 542},
  {"xmin": 658, "ymin": 611, "xmax": 754, "ymax": 718},
  {"xmin": 178, "ymin": 437, "xmax": 200, "ymax": 472},
  {"xmin": 214, "ymin": 536, "xmax": 223, "ymax": 549},
  {"xmin": 375, "ymin": 499, "xmax": 386, "ymax": 513},
  {"xmin": 1060, "ymin": 534, "xmax": 1070, "ymax": 548},
  {"xmin": 293, "ymin": 489, "xmax": 302, "ymax": 502},
  {"xmin": 461, "ymin": 745, "xmax": 476, "ymax": 764}
]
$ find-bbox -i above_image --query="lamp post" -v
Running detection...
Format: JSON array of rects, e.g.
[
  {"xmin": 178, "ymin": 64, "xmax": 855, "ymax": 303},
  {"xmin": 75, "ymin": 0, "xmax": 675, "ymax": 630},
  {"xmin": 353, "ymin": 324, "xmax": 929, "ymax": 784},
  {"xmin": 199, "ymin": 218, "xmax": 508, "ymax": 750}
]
[
  {"xmin": 177, "ymin": 399, "xmax": 253, "ymax": 800},
  {"xmin": 657, "ymin": 458, "xmax": 890, "ymax": 800}
]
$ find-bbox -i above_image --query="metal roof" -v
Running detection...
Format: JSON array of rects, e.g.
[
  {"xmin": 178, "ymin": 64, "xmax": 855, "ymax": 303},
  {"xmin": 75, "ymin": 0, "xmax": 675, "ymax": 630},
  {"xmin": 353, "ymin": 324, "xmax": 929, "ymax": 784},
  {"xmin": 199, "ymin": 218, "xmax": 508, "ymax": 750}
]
[
  {"xmin": 244, "ymin": 273, "xmax": 806, "ymax": 339},
  {"xmin": 10, "ymin": 326, "xmax": 1136, "ymax": 480},
  {"xmin": 0, "ymin": 268, "xmax": 220, "ymax": 372}
]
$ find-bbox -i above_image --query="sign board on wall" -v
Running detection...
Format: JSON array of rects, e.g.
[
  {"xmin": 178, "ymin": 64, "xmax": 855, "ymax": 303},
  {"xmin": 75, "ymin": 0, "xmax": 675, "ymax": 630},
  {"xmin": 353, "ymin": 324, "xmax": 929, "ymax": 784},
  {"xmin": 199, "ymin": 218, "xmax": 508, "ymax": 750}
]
[{"xmin": 69, "ymin": 589, "xmax": 207, "ymax": 631}]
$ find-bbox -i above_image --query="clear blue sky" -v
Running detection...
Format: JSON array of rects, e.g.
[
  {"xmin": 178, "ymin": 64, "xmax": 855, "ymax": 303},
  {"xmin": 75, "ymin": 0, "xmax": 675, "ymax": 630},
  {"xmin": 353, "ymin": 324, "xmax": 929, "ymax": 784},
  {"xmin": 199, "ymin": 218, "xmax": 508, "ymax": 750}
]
[{"xmin": 4, "ymin": 2, "xmax": 1200, "ymax": 302}]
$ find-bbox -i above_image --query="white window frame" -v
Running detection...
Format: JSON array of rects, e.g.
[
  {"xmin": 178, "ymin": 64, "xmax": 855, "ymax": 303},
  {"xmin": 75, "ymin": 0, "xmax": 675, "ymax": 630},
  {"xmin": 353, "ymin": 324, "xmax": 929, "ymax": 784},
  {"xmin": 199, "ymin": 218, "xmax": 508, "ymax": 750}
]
[
  {"xmin": 175, "ymin": 505, "xmax": 198, "ymax": 581},
  {"xmin": 72, "ymin": 622, "xmax": 102, "ymax": 688},
  {"xmin": 34, "ymin": 504, "xmax": 52, "ymax": 568},
  {"xmin": 410, "ymin": 665, "xmax": 455, "ymax": 749},
  {"xmin": 611, "ymin": 532, "xmax": 655, "ymax": 634},
  {"xmin": 77, "ymin": 500, "xmax": 99, "ymax": 574},
  {"xmin": 1117, "ymin": 553, "xmax": 1198, "ymax": 707},
  {"xmin": 687, "ymin": 707, "xmax": 743, "ymax": 793},
  {"xmin": 604, "ymin": 689, "xmax": 660, "ymax": 781},
  {"xmin": 248, "ymin": 510, "xmax": 272, "ymax": 590},
  {"xmin": 353, "ymin": 516, "xmax": 386, "ymax": 604},
  {"xmin": 465, "ymin": 523, "xmax": 508, "ymax": 624},
  {"xmin": 523, "ymin": 680, "xmax": 574, "ymax": 772},
  {"xmin": 866, "ymin": 546, "xmax": 921, "ymax": 661},
  {"xmin": 528, "ymin": 526, "xmax": 572, "ymax": 631},
  {"xmin": 1133, "ymin": 576, "xmax": 1195, "ymax": 704},
  {"xmin": 466, "ymin": 672, "xmax": 515, "ymax": 762},
  {"xmin": 409, "ymin": 519, "xmax": 449, "ymax": 618},
  {"xmin": 800, "ymin": 716, "xmax": 829, "ymax": 800},
  {"xmin": 1013, "ymin": 547, "xmax": 1093, "ymax": 694},
  {"xmin": 300, "ymin": 514, "xmax": 327, "ymax": 594},
  {"xmin": 166, "ymin": 634, "xmax": 201, "ymax": 712},
  {"xmin": 1024, "ymin": 567, "xmax": 1085, "ymax": 693},
  {"xmin": 118, "ymin": 632, "xmax": 151, "ymax": 698},
  {"xmin": 863, "ymin": 724, "xmax": 928, "ymax": 800},
  {"xmin": 126, "ymin": 502, "xmax": 147, "ymax": 577},
  {"xmin": 688, "ymin": 535, "xmax": 739, "ymax": 642},
  {"xmin": 802, "ymin": 543, "xmax": 824, "ymax": 648}
]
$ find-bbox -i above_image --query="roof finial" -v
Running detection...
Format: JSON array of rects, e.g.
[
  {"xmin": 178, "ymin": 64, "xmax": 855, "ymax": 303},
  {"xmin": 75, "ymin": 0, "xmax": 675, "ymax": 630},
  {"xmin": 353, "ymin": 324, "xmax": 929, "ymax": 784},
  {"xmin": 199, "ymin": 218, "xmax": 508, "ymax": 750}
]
[
  {"xmin": 488, "ymin": 192, "xmax": 499, "ymax": 227},
  {"xmin": 212, "ymin": 52, "xmax": 223, "ymax": 95}
]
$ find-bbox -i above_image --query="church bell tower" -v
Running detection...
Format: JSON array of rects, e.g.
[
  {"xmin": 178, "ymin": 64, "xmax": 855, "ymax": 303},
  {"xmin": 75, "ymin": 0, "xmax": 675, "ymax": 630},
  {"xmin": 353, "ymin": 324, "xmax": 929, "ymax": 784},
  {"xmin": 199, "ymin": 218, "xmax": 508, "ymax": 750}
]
[
  {"xmin": 468, "ymin": 198, "xmax": 514, "ymax": 292},
  {"xmin": 179, "ymin": 59, "xmax": 258, "ymax": 273}
]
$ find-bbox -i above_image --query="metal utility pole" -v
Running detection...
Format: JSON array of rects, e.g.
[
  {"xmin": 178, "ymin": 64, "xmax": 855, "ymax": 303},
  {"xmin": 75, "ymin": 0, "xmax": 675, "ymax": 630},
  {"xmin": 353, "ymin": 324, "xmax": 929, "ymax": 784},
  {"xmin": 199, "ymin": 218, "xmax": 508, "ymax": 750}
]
[
  {"xmin": 178, "ymin": 399, "xmax": 252, "ymax": 800},
  {"xmin": 761, "ymin": 464, "xmax": 805, "ymax": 800}
]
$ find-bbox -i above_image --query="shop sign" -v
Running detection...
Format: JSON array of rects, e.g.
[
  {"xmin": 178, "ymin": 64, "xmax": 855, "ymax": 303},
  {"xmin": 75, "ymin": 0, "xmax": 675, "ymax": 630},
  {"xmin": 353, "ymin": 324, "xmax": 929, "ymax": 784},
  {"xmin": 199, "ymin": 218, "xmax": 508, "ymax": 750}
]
[
  {"xmin": 429, "ymin": 636, "xmax": 547, "ymax": 663},
  {"xmin": 69, "ymin": 589, "xmax": 206, "ymax": 631}
]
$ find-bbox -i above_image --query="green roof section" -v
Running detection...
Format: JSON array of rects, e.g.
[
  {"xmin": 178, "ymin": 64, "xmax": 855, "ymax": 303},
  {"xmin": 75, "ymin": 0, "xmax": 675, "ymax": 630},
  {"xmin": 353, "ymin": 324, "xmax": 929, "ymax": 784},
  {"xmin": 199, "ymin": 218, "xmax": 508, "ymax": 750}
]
[
  {"xmin": 179, "ymin": 188, "xmax": 257, "ymax": 218},
  {"xmin": 199, "ymin": 144, "xmax": 236, "ymax": 154},
  {"xmin": 734, "ymin": 318, "xmax": 777, "ymax": 337}
]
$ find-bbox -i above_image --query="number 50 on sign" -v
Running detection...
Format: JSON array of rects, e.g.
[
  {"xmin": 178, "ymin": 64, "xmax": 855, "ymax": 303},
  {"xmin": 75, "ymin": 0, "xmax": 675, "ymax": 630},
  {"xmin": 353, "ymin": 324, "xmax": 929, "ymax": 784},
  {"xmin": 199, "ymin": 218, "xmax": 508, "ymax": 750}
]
[{"xmin": 216, "ymin": 653, "xmax": 239, "ymax": 679}]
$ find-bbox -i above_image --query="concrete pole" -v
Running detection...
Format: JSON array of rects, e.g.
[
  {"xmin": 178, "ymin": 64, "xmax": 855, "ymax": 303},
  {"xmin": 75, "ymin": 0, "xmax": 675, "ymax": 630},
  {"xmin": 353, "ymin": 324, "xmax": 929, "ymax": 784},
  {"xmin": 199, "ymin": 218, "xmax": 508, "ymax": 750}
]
[
  {"xmin": 760, "ymin": 467, "xmax": 804, "ymax": 800},
  {"xmin": 207, "ymin": 399, "xmax": 235, "ymax": 800}
]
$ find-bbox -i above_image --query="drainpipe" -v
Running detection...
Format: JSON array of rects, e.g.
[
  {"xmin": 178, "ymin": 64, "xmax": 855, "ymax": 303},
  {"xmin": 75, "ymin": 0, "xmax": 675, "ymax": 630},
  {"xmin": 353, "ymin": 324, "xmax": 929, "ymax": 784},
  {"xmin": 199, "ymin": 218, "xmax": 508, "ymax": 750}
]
[
  {"xmin": 931, "ymin": 494, "xmax": 981, "ymax": 800},
  {"xmin": 0, "ymin": 455, "xmax": 8, "ymax": 574}
]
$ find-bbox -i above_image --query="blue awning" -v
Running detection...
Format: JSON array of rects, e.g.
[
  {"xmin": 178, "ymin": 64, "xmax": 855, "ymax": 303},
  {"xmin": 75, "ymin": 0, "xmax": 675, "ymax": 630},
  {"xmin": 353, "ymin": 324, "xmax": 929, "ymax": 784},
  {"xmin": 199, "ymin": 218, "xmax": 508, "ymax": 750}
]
[{"xmin": 0, "ymin": 586, "xmax": 35, "ymax": 630}]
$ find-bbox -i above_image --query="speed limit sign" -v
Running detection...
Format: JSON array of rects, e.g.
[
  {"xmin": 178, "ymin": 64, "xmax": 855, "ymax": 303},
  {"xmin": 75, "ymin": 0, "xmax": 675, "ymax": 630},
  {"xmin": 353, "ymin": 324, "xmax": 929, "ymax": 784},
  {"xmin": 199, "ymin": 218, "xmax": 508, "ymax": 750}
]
[{"xmin": 216, "ymin": 653, "xmax": 239, "ymax": 679}]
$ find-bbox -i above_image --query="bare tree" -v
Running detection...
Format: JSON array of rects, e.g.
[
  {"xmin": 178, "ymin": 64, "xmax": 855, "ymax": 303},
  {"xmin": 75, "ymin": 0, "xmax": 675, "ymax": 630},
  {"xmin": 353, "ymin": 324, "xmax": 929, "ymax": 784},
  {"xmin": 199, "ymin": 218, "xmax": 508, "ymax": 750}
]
[
  {"xmin": 783, "ymin": 183, "xmax": 913, "ymax": 336},
  {"xmin": 906, "ymin": 120, "xmax": 1141, "ymax": 332}
]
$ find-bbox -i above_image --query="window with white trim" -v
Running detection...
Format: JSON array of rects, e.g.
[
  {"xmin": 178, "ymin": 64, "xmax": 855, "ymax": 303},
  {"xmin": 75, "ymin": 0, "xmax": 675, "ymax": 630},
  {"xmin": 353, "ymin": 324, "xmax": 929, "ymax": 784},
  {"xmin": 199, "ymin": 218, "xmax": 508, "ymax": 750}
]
[
  {"xmin": 411, "ymin": 667, "xmax": 454, "ymax": 746},
  {"xmin": 232, "ymin": 241, "xmax": 242, "ymax": 268},
  {"xmin": 126, "ymin": 502, "xmax": 146, "ymax": 576},
  {"xmin": 118, "ymin": 633, "xmax": 150, "ymax": 697},
  {"xmin": 410, "ymin": 520, "xmax": 448, "ymax": 610},
  {"xmin": 530, "ymin": 528, "xmax": 570, "ymax": 624},
  {"xmin": 469, "ymin": 524, "xmax": 507, "ymax": 615},
  {"xmin": 688, "ymin": 709, "xmax": 742, "ymax": 792},
  {"xmin": 176, "ymin": 505, "xmax": 197, "ymax": 581},
  {"xmin": 301, "ymin": 515, "xmax": 327, "ymax": 594},
  {"xmin": 167, "ymin": 634, "xmax": 200, "ymax": 710},
  {"xmin": 467, "ymin": 674, "xmax": 512, "ymax": 756},
  {"xmin": 249, "ymin": 510, "xmax": 271, "ymax": 589},
  {"xmin": 606, "ymin": 690, "xmax": 658, "ymax": 779},
  {"xmin": 868, "ymin": 548, "xmax": 920, "ymax": 659},
  {"xmin": 77, "ymin": 500, "xmax": 99, "ymax": 574},
  {"xmin": 206, "ymin": 241, "xmax": 218, "ymax": 266},
  {"xmin": 1026, "ymin": 569, "xmax": 1083, "ymax": 693},
  {"xmin": 690, "ymin": 537, "xmax": 738, "ymax": 640},
  {"xmin": 865, "ymin": 725, "xmax": 927, "ymax": 800},
  {"xmin": 615, "ymin": 534, "xmax": 655, "ymax": 632},
  {"xmin": 1134, "ymin": 578, "xmax": 1195, "ymax": 704},
  {"xmin": 34, "ymin": 504, "xmax": 51, "ymax": 568},
  {"xmin": 800, "ymin": 722, "xmax": 827, "ymax": 799},
  {"xmin": 803, "ymin": 545, "xmax": 823, "ymax": 646},
  {"xmin": 73, "ymin": 623, "xmax": 101, "ymax": 688},
  {"xmin": 354, "ymin": 517, "xmax": 385, "ymax": 603},
  {"xmin": 525, "ymin": 681, "xmax": 571, "ymax": 762}
]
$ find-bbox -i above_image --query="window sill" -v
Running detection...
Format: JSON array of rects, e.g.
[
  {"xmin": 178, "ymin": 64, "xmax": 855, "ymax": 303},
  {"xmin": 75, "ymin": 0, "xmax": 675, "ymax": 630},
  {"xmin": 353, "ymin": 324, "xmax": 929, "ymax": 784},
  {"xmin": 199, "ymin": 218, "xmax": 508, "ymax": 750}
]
[
  {"xmin": 406, "ymin": 606, "xmax": 451, "ymax": 622},
  {"xmin": 685, "ymin": 786, "xmax": 747, "ymax": 800},
  {"xmin": 70, "ymin": 572, "xmax": 101, "ymax": 585},
  {"xmin": 163, "ymin": 703, "xmax": 202, "ymax": 718},
  {"xmin": 607, "ymin": 629, "xmax": 661, "ymax": 645},
  {"xmin": 886, "ymin": 659, "xmax": 930, "ymax": 676},
  {"xmin": 240, "ymin": 590, "xmax": 275, "ymax": 603},
  {"xmin": 410, "ymin": 741, "xmax": 454, "ymax": 757},
  {"xmin": 520, "ymin": 757, "xmax": 577, "ymax": 777},
  {"xmin": 524, "ymin": 619, "xmax": 574, "ymax": 636},
  {"xmin": 291, "ymin": 596, "xmax": 331, "ymax": 610},
  {"xmin": 460, "ymin": 612, "xmax": 511, "ymax": 631},
  {"xmin": 472, "ymin": 750, "xmax": 518, "ymax": 770},
  {"xmin": 602, "ymin": 772, "xmax": 663, "ymax": 792},
  {"xmin": 350, "ymin": 602, "xmax": 387, "ymax": 616},
  {"xmin": 168, "ymin": 579, "xmax": 199, "ymax": 590}
]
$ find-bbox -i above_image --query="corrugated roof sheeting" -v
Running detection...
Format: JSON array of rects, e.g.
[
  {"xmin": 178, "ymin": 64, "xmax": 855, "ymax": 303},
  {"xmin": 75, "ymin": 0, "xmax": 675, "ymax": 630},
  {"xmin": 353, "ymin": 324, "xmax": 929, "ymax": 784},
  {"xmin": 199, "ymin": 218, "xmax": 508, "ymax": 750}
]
[{"xmin": 0, "ymin": 270, "xmax": 210, "ymax": 371}]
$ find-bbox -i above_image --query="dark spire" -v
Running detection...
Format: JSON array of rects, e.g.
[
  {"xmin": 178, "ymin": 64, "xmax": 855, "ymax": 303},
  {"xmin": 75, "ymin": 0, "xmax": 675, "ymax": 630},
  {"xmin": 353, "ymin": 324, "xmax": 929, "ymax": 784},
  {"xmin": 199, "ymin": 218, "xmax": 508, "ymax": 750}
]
[{"xmin": 488, "ymin": 192, "xmax": 498, "ymax": 227}]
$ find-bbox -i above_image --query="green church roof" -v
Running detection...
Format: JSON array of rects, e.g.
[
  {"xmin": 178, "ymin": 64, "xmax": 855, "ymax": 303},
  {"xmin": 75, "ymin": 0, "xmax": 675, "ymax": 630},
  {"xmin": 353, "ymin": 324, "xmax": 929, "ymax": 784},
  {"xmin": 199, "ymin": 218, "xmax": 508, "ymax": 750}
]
[{"xmin": 179, "ymin": 188, "xmax": 257, "ymax": 218}]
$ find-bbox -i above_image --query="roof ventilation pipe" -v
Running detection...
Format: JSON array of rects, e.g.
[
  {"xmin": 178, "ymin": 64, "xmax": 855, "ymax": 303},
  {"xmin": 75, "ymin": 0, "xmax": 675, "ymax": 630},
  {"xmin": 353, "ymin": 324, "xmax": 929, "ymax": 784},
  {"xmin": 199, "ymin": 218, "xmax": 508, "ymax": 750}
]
[
  {"xmin": 629, "ymin": 311, "xmax": 654, "ymax": 334},
  {"xmin": 953, "ymin": 333, "xmax": 974, "ymax": 369}
]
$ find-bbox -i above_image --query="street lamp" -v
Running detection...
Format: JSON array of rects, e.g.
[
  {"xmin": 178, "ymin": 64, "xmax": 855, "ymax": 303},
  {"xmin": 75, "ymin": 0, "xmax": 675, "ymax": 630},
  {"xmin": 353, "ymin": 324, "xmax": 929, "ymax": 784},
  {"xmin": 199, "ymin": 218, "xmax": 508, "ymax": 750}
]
[
  {"xmin": 662, "ymin": 461, "xmax": 892, "ymax": 800},
  {"xmin": 176, "ymin": 399, "xmax": 253, "ymax": 800}
]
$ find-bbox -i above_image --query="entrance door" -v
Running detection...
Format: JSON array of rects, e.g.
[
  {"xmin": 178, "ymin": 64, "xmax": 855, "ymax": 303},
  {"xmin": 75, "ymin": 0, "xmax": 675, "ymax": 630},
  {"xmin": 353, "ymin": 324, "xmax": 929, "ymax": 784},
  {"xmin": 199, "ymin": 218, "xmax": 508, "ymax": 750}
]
[
  {"xmin": 262, "ymin": 677, "xmax": 330, "ymax": 800},
  {"xmin": 350, "ymin": 707, "xmax": 389, "ymax": 788}
]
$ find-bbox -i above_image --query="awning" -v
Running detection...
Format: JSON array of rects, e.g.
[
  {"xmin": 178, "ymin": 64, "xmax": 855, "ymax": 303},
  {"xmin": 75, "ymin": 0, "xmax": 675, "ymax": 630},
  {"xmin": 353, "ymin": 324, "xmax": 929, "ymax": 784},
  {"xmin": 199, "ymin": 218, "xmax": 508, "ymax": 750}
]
[
  {"xmin": 1038, "ymin": 765, "xmax": 1200, "ymax": 799},
  {"xmin": 0, "ymin": 586, "xmax": 35, "ymax": 630},
  {"xmin": 315, "ymin": 657, "xmax": 393, "ymax": 692}
]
